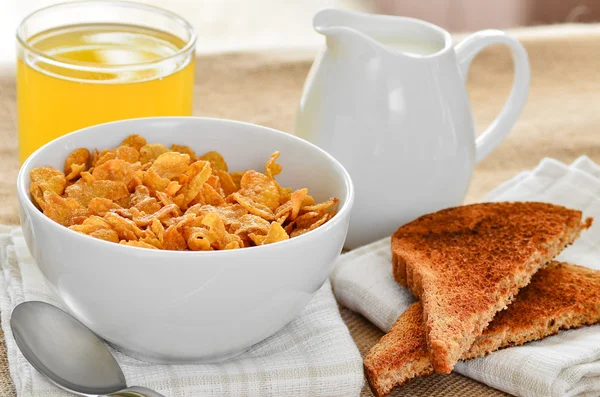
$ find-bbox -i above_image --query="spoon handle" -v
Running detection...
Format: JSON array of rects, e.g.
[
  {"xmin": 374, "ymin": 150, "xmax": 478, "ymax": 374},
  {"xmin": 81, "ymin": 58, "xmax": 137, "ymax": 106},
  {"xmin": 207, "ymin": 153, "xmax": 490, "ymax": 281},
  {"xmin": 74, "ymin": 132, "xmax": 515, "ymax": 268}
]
[{"xmin": 107, "ymin": 386, "xmax": 166, "ymax": 397}]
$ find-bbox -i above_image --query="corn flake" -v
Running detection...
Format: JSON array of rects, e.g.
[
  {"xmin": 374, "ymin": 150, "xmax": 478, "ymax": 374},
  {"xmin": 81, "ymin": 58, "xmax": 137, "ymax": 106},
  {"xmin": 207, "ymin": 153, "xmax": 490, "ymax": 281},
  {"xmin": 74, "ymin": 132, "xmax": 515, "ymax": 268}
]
[
  {"xmin": 232, "ymin": 193, "xmax": 276, "ymax": 220},
  {"xmin": 120, "ymin": 240, "xmax": 158, "ymax": 249},
  {"xmin": 231, "ymin": 214, "xmax": 271, "ymax": 238},
  {"xmin": 199, "ymin": 151, "xmax": 228, "ymax": 172},
  {"xmin": 290, "ymin": 188, "xmax": 308, "ymax": 220},
  {"xmin": 130, "ymin": 186, "xmax": 162, "ymax": 214},
  {"xmin": 201, "ymin": 213, "xmax": 242, "ymax": 250},
  {"xmin": 175, "ymin": 161, "xmax": 212, "ymax": 209},
  {"xmin": 103, "ymin": 212, "xmax": 145, "ymax": 241},
  {"xmin": 142, "ymin": 167, "xmax": 170, "ymax": 194},
  {"xmin": 300, "ymin": 197, "xmax": 339, "ymax": 213},
  {"xmin": 248, "ymin": 233, "xmax": 266, "ymax": 246},
  {"xmin": 265, "ymin": 151, "xmax": 282, "ymax": 179},
  {"xmin": 30, "ymin": 167, "xmax": 67, "ymax": 210},
  {"xmin": 171, "ymin": 144, "xmax": 196, "ymax": 161},
  {"xmin": 116, "ymin": 145, "xmax": 140, "ymax": 163},
  {"xmin": 229, "ymin": 171, "xmax": 244, "ymax": 190},
  {"xmin": 151, "ymin": 152, "xmax": 190, "ymax": 179},
  {"xmin": 140, "ymin": 143, "xmax": 169, "ymax": 164},
  {"xmin": 165, "ymin": 181, "xmax": 182, "ymax": 196},
  {"xmin": 216, "ymin": 170, "xmax": 237, "ymax": 196},
  {"xmin": 263, "ymin": 222, "xmax": 289, "ymax": 245},
  {"xmin": 92, "ymin": 159, "xmax": 137, "ymax": 186},
  {"xmin": 203, "ymin": 183, "xmax": 225, "ymax": 206},
  {"xmin": 65, "ymin": 178, "xmax": 129, "ymax": 207},
  {"xmin": 94, "ymin": 149, "xmax": 116, "ymax": 167},
  {"xmin": 64, "ymin": 148, "xmax": 90, "ymax": 180},
  {"xmin": 186, "ymin": 204, "xmax": 247, "ymax": 228},
  {"xmin": 291, "ymin": 212, "xmax": 332, "ymax": 238},
  {"xmin": 70, "ymin": 216, "xmax": 119, "ymax": 242},
  {"xmin": 88, "ymin": 197, "xmax": 122, "ymax": 216},
  {"xmin": 238, "ymin": 170, "xmax": 280, "ymax": 211},
  {"xmin": 121, "ymin": 134, "xmax": 147, "ymax": 151},
  {"xmin": 185, "ymin": 227, "xmax": 213, "ymax": 251},
  {"xmin": 43, "ymin": 192, "xmax": 89, "ymax": 226},
  {"xmin": 163, "ymin": 224, "xmax": 188, "ymax": 250}
]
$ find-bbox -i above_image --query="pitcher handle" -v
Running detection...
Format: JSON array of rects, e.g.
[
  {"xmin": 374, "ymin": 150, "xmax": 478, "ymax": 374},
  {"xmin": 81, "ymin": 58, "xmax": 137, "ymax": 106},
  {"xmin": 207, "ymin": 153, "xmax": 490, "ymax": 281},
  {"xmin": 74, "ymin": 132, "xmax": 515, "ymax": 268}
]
[{"xmin": 455, "ymin": 30, "xmax": 530, "ymax": 164}]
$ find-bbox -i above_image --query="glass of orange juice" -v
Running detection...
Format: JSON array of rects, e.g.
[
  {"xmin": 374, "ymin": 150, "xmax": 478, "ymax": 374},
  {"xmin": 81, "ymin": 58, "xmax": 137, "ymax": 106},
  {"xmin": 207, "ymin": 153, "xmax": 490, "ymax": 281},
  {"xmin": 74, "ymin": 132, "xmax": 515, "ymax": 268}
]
[{"xmin": 16, "ymin": 1, "xmax": 196, "ymax": 163}]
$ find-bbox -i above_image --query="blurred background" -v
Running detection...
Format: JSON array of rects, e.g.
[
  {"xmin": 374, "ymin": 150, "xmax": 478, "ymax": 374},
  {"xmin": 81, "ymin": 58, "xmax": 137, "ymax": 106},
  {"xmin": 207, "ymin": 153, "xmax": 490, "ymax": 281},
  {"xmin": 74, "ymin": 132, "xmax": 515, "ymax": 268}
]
[
  {"xmin": 2, "ymin": 0, "xmax": 600, "ymax": 69},
  {"xmin": 375, "ymin": 0, "xmax": 600, "ymax": 31}
]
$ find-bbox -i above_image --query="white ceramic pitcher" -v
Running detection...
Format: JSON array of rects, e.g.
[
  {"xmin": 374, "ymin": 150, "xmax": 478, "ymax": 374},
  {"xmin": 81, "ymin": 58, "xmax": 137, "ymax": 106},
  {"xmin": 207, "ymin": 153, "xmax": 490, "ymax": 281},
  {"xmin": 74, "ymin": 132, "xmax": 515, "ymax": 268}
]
[{"xmin": 296, "ymin": 9, "xmax": 530, "ymax": 249}]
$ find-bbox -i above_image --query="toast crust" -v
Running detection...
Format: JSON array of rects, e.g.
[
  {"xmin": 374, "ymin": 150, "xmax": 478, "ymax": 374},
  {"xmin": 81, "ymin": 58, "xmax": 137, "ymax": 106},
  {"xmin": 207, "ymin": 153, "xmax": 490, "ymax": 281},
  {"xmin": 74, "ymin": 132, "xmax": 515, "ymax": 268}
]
[
  {"xmin": 364, "ymin": 262, "xmax": 600, "ymax": 397},
  {"xmin": 364, "ymin": 304, "xmax": 433, "ymax": 397},
  {"xmin": 391, "ymin": 202, "xmax": 591, "ymax": 373}
]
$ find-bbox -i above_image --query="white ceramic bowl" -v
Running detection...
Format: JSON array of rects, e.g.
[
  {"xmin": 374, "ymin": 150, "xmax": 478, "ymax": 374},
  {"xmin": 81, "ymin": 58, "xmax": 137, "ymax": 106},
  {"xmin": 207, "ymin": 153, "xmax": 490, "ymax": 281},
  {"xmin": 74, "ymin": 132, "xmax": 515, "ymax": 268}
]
[{"xmin": 17, "ymin": 117, "xmax": 353, "ymax": 364}]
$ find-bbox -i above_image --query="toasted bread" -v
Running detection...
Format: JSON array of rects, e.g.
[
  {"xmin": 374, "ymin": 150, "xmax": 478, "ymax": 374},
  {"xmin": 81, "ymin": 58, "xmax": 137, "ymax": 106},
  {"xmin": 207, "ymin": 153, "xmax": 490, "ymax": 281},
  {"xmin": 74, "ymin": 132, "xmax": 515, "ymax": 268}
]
[
  {"xmin": 391, "ymin": 202, "xmax": 591, "ymax": 373},
  {"xmin": 365, "ymin": 262, "xmax": 600, "ymax": 397},
  {"xmin": 364, "ymin": 303, "xmax": 431, "ymax": 397}
]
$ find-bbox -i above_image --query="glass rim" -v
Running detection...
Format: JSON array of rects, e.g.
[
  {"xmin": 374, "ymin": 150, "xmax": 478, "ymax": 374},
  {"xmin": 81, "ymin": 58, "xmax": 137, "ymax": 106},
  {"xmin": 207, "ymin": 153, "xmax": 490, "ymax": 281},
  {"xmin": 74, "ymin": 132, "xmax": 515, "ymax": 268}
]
[{"xmin": 16, "ymin": 0, "xmax": 197, "ymax": 72}]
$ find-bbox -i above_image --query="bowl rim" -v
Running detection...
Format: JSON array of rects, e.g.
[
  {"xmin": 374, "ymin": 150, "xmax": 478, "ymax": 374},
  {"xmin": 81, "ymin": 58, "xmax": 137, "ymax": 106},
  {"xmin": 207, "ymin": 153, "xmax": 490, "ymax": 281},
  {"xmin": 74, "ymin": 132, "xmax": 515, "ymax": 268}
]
[{"xmin": 17, "ymin": 116, "xmax": 354, "ymax": 257}]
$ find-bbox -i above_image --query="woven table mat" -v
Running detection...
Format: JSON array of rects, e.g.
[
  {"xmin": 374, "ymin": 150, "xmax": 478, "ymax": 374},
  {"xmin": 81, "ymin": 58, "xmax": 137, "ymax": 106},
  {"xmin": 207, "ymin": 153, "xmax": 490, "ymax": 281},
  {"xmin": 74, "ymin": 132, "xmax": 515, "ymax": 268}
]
[{"xmin": 2, "ymin": 26, "xmax": 600, "ymax": 396}]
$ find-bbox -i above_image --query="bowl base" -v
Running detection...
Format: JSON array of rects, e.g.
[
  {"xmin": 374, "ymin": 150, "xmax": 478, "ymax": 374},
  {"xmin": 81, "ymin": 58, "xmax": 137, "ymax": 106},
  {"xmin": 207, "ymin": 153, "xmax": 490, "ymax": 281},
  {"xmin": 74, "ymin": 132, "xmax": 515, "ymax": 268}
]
[{"xmin": 109, "ymin": 342, "xmax": 250, "ymax": 365}]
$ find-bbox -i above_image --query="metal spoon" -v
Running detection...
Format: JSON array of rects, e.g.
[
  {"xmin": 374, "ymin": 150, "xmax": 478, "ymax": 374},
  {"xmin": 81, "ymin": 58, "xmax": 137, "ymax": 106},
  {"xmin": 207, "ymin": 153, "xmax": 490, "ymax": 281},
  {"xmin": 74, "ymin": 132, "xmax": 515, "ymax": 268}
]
[{"xmin": 10, "ymin": 301, "xmax": 165, "ymax": 397}]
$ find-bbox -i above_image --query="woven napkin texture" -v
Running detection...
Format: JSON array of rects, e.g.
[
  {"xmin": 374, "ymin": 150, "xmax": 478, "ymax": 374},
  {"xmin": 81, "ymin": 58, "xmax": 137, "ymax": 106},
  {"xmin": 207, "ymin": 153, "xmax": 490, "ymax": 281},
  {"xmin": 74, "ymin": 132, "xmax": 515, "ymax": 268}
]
[{"xmin": 332, "ymin": 156, "xmax": 600, "ymax": 397}]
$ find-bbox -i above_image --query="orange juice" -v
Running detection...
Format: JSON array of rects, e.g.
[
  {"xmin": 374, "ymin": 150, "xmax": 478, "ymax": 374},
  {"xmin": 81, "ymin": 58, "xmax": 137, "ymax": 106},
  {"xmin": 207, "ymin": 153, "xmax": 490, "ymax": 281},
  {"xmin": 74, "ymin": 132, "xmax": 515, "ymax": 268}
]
[{"xmin": 17, "ymin": 23, "xmax": 195, "ymax": 162}]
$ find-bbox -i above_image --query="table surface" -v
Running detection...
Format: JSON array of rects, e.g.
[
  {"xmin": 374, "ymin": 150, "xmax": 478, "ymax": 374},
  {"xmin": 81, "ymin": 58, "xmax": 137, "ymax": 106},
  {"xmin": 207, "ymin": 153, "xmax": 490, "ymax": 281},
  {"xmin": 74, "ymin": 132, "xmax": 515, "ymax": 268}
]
[{"xmin": 2, "ymin": 24, "xmax": 600, "ymax": 396}]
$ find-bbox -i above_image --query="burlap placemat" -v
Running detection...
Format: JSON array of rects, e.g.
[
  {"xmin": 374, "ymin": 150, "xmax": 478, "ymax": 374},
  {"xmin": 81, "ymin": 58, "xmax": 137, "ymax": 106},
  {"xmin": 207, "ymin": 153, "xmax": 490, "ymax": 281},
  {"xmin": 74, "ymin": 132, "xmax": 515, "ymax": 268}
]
[{"xmin": 2, "ymin": 27, "xmax": 600, "ymax": 396}]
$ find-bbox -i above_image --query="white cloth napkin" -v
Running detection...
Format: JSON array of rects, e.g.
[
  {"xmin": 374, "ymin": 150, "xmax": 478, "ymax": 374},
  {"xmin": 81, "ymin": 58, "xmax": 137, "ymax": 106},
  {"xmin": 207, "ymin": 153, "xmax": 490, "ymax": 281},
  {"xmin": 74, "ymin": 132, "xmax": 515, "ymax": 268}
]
[
  {"xmin": 332, "ymin": 155, "xmax": 600, "ymax": 397},
  {"xmin": 0, "ymin": 230, "xmax": 364, "ymax": 397}
]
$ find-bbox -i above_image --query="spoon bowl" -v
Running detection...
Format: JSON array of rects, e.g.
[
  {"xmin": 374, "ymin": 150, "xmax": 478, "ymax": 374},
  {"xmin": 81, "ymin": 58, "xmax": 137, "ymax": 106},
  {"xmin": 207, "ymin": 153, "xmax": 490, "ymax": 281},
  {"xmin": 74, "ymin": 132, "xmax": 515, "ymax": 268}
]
[{"xmin": 10, "ymin": 301, "xmax": 164, "ymax": 397}]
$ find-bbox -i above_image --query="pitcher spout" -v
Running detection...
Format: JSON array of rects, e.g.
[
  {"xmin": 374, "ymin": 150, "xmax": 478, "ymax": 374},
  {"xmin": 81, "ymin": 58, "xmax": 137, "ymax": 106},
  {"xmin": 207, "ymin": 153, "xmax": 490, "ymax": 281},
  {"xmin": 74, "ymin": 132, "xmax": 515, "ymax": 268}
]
[
  {"xmin": 313, "ymin": 9, "xmax": 382, "ymax": 55},
  {"xmin": 313, "ymin": 8, "xmax": 451, "ymax": 59},
  {"xmin": 313, "ymin": 8, "xmax": 366, "ymax": 36}
]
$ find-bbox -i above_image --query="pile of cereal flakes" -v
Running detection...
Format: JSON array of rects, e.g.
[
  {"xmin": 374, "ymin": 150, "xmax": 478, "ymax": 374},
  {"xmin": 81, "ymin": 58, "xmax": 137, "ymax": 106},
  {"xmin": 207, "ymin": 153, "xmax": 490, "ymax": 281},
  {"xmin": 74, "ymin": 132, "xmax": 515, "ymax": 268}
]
[{"xmin": 29, "ymin": 135, "xmax": 338, "ymax": 250}]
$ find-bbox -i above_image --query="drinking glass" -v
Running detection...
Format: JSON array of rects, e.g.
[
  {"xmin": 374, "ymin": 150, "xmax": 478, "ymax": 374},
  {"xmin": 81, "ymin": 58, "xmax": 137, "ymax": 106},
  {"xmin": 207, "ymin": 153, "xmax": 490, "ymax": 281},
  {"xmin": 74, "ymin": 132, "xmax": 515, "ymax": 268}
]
[{"xmin": 17, "ymin": 1, "xmax": 197, "ymax": 162}]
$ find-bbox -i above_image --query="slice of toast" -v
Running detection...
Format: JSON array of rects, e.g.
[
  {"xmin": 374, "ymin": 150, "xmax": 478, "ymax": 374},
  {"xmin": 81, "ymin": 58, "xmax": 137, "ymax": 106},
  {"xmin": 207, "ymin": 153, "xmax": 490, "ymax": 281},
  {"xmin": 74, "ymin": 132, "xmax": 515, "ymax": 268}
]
[
  {"xmin": 391, "ymin": 202, "xmax": 591, "ymax": 373},
  {"xmin": 365, "ymin": 262, "xmax": 600, "ymax": 397}
]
